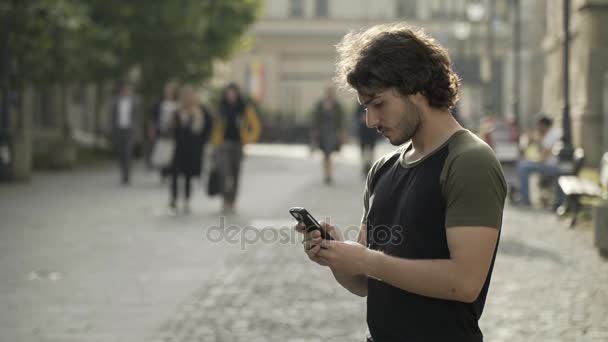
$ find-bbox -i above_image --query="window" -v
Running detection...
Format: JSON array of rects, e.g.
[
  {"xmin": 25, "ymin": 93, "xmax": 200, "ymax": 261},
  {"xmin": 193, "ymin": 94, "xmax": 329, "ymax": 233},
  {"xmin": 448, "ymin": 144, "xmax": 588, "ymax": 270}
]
[
  {"xmin": 397, "ymin": 0, "xmax": 418, "ymax": 19},
  {"xmin": 290, "ymin": 0, "xmax": 304, "ymax": 18},
  {"xmin": 315, "ymin": 0, "xmax": 329, "ymax": 18}
]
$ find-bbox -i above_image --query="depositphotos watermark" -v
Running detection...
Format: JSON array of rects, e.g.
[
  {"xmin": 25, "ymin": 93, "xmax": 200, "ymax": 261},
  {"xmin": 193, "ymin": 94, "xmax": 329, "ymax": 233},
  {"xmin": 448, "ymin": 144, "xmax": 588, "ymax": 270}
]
[{"xmin": 204, "ymin": 217, "xmax": 405, "ymax": 250}]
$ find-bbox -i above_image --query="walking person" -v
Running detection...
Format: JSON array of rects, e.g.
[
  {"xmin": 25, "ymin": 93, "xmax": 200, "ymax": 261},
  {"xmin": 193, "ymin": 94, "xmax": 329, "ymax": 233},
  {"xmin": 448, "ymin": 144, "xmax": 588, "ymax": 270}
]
[
  {"xmin": 151, "ymin": 80, "xmax": 179, "ymax": 182},
  {"xmin": 110, "ymin": 82, "xmax": 142, "ymax": 185},
  {"xmin": 210, "ymin": 83, "xmax": 261, "ymax": 215},
  {"xmin": 355, "ymin": 102, "xmax": 380, "ymax": 177},
  {"xmin": 169, "ymin": 85, "xmax": 213, "ymax": 212},
  {"xmin": 311, "ymin": 86, "xmax": 345, "ymax": 185},
  {"xmin": 297, "ymin": 23, "xmax": 506, "ymax": 341}
]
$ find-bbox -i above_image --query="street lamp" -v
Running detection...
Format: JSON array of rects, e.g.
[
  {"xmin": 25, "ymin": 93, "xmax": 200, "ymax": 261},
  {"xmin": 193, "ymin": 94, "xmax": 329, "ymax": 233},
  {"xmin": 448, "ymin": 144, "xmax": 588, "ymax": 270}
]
[
  {"xmin": 454, "ymin": 22, "xmax": 472, "ymax": 41},
  {"xmin": 511, "ymin": 0, "xmax": 521, "ymax": 129},
  {"xmin": 484, "ymin": 0, "xmax": 496, "ymax": 116},
  {"xmin": 467, "ymin": 3, "xmax": 485, "ymax": 22},
  {"xmin": 558, "ymin": 0, "xmax": 574, "ymax": 162}
]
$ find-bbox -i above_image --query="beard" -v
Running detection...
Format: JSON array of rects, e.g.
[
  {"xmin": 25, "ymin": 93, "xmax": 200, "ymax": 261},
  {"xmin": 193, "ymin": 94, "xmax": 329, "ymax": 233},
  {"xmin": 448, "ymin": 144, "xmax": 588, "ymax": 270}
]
[{"xmin": 389, "ymin": 98, "xmax": 422, "ymax": 146}]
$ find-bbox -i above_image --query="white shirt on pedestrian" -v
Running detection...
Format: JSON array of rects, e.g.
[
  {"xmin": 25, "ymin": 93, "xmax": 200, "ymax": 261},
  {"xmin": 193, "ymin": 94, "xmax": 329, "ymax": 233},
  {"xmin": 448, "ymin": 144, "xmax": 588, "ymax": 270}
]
[
  {"xmin": 117, "ymin": 97, "xmax": 133, "ymax": 129},
  {"xmin": 542, "ymin": 127, "xmax": 561, "ymax": 165},
  {"xmin": 159, "ymin": 100, "xmax": 177, "ymax": 133}
]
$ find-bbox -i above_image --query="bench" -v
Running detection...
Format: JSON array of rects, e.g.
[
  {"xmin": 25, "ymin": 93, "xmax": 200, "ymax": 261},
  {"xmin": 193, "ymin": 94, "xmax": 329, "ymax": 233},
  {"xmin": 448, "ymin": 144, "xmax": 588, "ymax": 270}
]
[
  {"xmin": 557, "ymin": 151, "xmax": 608, "ymax": 228},
  {"xmin": 538, "ymin": 147, "xmax": 586, "ymax": 209}
]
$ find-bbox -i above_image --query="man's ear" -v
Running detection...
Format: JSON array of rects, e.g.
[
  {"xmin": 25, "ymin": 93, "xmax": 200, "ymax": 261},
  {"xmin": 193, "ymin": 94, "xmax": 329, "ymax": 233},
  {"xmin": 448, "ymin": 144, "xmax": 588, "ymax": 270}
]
[{"xmin": 410, "ymin": 92, "xmax": 428, "ymax": 107}]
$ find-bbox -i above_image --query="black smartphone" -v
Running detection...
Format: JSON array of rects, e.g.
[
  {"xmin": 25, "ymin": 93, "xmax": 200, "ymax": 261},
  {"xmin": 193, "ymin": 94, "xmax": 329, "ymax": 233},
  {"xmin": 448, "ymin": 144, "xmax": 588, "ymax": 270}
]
[{"xmin": 289, "ymin": 207, "xmax": 334, "ymax": 240}]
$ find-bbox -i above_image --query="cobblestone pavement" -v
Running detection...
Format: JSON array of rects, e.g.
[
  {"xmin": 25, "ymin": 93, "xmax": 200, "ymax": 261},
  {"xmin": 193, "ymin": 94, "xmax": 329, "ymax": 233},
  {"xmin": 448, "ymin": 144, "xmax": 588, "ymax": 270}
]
[
  {"xmin": 147, "ymin": 209, "xmax": 608, "ymax": 342},
  {"xmin": 2, "ymin": 143, "xmax": 607, "ymax": 342},
  {"xmin": 145, "ymin": 146, "xmax": 608, "ymax": 342}
]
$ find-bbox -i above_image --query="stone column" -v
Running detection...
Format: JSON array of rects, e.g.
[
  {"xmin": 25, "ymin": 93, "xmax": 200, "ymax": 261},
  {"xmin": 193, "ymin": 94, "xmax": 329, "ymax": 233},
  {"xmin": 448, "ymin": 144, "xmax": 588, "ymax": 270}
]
[
  {"xmin": 519, "ymin": 0, "xmax": 547, "ymax": 130},
  {"xmin": 570, "ymin": 1, "xmax": 608, "ymax": 166}
]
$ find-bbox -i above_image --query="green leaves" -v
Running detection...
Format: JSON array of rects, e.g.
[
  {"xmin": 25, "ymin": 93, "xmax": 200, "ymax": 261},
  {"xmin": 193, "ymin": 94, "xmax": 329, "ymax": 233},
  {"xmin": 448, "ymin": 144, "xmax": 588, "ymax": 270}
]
[{"xmin": 5, "ymin": 0, "xmax": 260, "ymax": 89}]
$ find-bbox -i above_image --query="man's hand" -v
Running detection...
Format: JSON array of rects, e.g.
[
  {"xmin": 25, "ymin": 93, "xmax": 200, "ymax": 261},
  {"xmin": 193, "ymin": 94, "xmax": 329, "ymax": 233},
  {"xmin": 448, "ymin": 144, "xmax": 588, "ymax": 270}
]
[
  {"xmin": 296, "ymin": 221, "xmax": 370, "ymax": 297},
  {"xmin": 317, "ymin": 240, "xmax": 370, "ymax": 276},
  {"xmin": 295, "ymin": 221, "xmax": 341, "ymax": 267}
]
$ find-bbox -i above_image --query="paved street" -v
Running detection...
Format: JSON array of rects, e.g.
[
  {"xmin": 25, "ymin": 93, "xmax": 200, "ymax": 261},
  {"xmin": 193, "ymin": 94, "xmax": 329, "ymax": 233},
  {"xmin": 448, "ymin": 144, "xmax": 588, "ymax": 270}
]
[{"xmin": 1, "ymin": 143, "xmax": 607, "ymax": 342}]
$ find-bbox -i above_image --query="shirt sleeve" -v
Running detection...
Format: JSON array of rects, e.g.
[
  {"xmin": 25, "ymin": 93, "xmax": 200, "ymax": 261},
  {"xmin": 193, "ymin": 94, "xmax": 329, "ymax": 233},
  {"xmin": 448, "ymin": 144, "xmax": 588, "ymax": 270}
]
[
  {"xmin": 443, "ymin": 148, "xmax": 507, "ymax": 229},
  {"xmin": 361, "ymin": 187, "xmax": 369, "ymax": 224},
  {"xmin": 542, "ymin": 128, "xmax": 561, "ymax": 150}
]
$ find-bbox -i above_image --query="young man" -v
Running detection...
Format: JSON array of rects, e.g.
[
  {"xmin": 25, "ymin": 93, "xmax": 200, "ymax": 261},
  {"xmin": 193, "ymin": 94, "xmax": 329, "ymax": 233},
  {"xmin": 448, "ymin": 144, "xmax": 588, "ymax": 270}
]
[
  {"xmin": 111, "ymin": 82, "xmax": 142, "ymax": 185},
  {"xmin": 297, "ymin": 23, "xmax": 506, "ymax": 341}
]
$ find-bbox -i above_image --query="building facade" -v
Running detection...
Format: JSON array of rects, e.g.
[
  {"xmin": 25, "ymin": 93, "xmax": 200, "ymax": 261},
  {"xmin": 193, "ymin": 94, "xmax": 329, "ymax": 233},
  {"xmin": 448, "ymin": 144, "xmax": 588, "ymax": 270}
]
[
  {"xmin": 542, "ymin": 0, "xmax": 608, "ymax": 165},
  {"xmin": 506, "ymin": 0, "xmax": 547, "ymax": 130},
  {"xmin": 215, "ymin": 0, "xmax": 512, "ymax": 127}
]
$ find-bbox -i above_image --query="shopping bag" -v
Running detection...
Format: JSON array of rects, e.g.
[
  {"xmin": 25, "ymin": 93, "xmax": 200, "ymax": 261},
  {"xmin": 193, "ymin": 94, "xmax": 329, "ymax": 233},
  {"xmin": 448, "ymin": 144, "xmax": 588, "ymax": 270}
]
[{"xmin": 151, "ymin": 138, "xmax": 174, "ymax": 168}]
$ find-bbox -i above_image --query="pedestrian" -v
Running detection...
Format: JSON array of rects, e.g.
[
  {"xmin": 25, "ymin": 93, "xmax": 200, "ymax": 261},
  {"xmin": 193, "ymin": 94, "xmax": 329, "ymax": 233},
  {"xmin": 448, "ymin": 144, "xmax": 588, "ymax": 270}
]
[
  {"xmin": 311, "ymin": 85, "xmax": 345, "ymax": 185},
  {"xmin": 297, "ymin": 23, "xmax": 506, "ymax": 342},
  {"xmin": 110, "ymin": 82, "xmax": 142, "ymax": 185},
  {"xmin": 210, "ymin": 83, "xmax": 261, "ymax": 214},
  {"xmin": 515, "ymin": 114, "xmax": 562, "ymax": 207},
  {"xmin": 151, "ymin": 80, "xmax": 179, "ymax": 182},
  {"xmin": 354, "ymin": 102, "xmax": 380, "ymax": 177},
  {"xmin": 169, "ymin": 85, "xmax": 213, "ymax": 212}
]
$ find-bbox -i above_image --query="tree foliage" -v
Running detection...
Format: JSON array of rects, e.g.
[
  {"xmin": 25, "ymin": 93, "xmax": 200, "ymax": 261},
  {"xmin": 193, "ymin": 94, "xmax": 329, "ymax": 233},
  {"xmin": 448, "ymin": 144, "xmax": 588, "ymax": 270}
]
[{"xmin": 3, "ymin": 0, "xmax": 261, "ymax": 92}]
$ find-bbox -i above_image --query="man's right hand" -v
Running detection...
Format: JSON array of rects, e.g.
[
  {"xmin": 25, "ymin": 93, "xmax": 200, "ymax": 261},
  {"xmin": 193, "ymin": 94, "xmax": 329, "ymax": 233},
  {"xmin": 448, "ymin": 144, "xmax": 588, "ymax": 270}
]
[{"xmin": 295, "ymin": 221, "xmax": 341, "ymax": 266}]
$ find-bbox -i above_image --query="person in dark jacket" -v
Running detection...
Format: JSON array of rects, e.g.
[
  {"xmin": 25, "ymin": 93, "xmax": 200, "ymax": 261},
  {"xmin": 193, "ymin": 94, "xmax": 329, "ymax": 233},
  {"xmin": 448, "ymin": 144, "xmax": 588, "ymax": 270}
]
[
  {"xmin": 169, "ymin": 85, "xmax": 213, "ymax": 212},
  {"xmin": 210, "ymin": 83, "xmax": 261, "ymax": 214},
  {"xmin": 110, "ymin": 82, "xmax": 142, "ymax": 185},
  {"xmin": 312, "ymin": 86, "xmax": 345, "ymax": 185}
]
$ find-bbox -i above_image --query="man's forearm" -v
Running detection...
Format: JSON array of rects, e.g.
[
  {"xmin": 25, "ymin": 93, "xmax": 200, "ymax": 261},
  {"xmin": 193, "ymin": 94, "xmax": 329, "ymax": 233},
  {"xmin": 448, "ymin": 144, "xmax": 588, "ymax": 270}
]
[
  {"xmin": 332, "ymin": 269, "xmax": 368, "ymax": 297},
  {"xmin": 363, "ymin": 250, "xmax": 474, "ymax": 302}
]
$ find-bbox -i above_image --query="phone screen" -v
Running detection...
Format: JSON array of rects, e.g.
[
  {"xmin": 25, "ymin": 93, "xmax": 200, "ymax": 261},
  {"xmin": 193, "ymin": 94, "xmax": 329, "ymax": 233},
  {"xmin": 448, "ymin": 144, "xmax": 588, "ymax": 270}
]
[{"xmin": 289, "ymin": 207, "xmax": 333, "ymax": 240}]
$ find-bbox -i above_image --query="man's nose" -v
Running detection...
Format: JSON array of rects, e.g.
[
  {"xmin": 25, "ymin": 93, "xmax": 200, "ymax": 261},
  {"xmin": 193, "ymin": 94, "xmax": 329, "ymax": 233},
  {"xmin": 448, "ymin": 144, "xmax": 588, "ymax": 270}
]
[{"xmin": 366, "ymin": 109, "xmax": 379, "ymax": 128}]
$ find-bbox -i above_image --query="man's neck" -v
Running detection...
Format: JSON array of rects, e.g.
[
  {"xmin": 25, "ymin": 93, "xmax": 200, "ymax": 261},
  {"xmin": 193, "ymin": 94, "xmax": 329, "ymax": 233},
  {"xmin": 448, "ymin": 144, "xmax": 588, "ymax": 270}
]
[{"xmin": 410, "ymin": 109, "xmax": 462, "ymax": 156}]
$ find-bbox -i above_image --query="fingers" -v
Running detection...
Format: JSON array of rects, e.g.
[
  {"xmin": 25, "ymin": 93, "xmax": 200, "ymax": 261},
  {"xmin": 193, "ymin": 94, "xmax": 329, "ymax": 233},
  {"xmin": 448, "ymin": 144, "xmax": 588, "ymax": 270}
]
[
  {"xmin": 319, "ymin": 221, "xmax": 340, "ymax": 241},
  {"xmin": 302, "ymin": 231, "xmax": 322, "ymax": 251},
  {"xmin": 307, "ymin": 245, "xmax": 331, "ymax": 267},
  {"xmin": 306, "ymin": 244, "xmax": 321, "ymax": 259},
  {"xmin": 314, "ymin": 248, "xmax": 331, "ymax": 266},
  {"xmin": 295, "ymin": 222, "xmax": 306, "ymax": 233}
]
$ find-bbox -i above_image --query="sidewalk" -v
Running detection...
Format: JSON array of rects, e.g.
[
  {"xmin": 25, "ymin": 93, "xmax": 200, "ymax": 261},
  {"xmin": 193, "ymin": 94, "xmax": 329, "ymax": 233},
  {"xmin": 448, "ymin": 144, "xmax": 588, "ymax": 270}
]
[
  {"xmin": 1, "ymin": 143, "xmax": 607, "ymax": 342},
  {"xmin": 149, "ymin": 144, "xmax": 608, "ymax": 342},
  {"xmin": 148, "ymin": 209, "xmax": 608, "ymax": 342}
]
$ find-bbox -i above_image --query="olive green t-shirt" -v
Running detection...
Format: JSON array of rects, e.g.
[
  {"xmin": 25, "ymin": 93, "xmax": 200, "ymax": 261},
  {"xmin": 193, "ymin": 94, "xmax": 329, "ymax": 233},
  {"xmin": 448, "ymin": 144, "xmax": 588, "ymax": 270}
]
[{"xmin": 362, "ymin": 129, "xmax": 506, "ymax": 342}]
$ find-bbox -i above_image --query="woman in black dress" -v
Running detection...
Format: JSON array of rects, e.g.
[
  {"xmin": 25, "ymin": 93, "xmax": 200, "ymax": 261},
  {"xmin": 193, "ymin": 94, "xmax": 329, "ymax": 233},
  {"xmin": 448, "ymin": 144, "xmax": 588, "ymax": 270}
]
[{"xmin": 169, "ymin": 85, "xmax": 212, "ymax": 212}]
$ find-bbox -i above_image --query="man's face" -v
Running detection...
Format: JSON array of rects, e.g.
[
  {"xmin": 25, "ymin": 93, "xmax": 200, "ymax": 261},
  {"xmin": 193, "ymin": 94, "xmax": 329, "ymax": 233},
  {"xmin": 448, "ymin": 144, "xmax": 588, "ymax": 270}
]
[
  {"xmin": 181, "ymin": 88, "xmax": 195, "ymax": 108},
  {"xmin": 226, "ymin": 87, "xmax": 238, "ymax": 104},
  {"xmin": 120, "ymin": 84, "xmax": 134, "ymax": 97},
  {"xmin": 164, "ymin": 82, "xmax": 177, "ymax": 98},
  {"xmin": 537, "ymin": 122, "xmax": 550, "ymax": 136},
  {"xmin": 358, "ymin": 88, "xmax": 423, "ymax": 146}
]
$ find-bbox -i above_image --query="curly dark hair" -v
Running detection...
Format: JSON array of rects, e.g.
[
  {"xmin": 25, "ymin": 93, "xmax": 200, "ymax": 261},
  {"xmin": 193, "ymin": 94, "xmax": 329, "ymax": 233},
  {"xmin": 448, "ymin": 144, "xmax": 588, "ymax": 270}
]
[{"xmin": 335, "ymin": 23, "xmax": 460, "ymax": 109}]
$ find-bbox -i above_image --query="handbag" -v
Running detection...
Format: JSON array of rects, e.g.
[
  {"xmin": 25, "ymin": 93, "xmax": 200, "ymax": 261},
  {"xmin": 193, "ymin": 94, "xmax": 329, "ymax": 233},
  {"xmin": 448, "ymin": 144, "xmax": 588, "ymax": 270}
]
[{"xmin": 151, "ymin": 138, "xmax": 174, "ymax": 168}]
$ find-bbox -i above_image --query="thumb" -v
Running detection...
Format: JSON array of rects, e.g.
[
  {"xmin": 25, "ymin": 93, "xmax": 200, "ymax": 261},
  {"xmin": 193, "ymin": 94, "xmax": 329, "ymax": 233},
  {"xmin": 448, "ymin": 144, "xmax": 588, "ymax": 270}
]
[{"xmin": 320, "ymin": 221, "xmax": 342, "ymax": 241}]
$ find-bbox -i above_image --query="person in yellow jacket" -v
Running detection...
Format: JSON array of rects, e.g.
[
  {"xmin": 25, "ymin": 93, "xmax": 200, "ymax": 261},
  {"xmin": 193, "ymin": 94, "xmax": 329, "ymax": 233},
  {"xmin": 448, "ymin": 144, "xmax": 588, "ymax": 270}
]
[{"xmin": 210, "ymin": 83, "xmax": 261, "ymax": 214}]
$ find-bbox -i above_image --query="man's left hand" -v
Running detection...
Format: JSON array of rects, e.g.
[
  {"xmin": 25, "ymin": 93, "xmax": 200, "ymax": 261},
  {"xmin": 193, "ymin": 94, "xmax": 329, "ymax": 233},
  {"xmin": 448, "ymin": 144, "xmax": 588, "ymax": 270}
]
[{"xmin": 317, "ymin": 240, "xmax": 370, "ymax": 276}]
